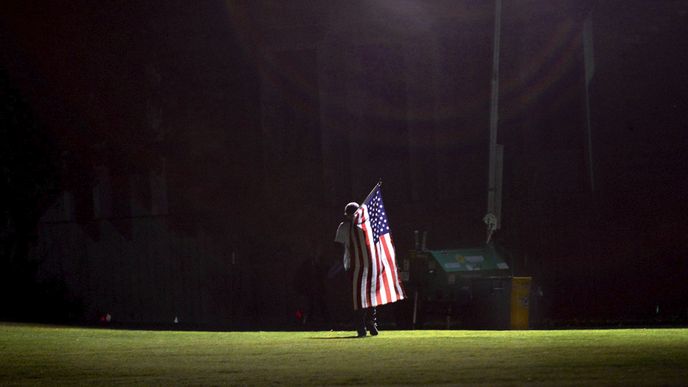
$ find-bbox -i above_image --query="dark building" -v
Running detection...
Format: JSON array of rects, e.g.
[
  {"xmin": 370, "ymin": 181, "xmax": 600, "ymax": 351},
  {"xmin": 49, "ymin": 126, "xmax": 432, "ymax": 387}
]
[{"xmin": 2, "ymin": 0, "xmax": 686, "ymax": 326}]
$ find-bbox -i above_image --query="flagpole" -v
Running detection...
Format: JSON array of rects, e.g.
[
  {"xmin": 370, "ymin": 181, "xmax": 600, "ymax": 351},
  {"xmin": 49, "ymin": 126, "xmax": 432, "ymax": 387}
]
[{"xmin": 363, "ymin": 180, "xmax": 381, "ymax": 204}]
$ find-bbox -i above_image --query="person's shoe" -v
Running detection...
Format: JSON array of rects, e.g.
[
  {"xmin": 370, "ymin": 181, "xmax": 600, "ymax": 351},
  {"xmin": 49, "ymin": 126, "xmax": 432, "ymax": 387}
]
[
  {"xmin": 357, "ymin": 328, "xmax": 367, "ymax": 337},
  {"xmin": 368, "ymin": 323, "xmax": 379, "ymax": 336}
]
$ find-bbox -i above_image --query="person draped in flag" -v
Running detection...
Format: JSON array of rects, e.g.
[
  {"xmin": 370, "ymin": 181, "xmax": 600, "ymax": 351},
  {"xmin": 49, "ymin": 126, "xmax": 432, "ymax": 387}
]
[{"xmin": 334, "ymin": 182, "xmax": 405, "ymax": 337}]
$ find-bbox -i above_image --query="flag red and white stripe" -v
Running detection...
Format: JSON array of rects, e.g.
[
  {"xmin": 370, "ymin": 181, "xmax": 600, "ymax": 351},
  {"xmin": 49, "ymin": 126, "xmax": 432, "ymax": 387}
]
[{"xmin": 349, "ymin": 183, "xmax": 405, "ymax": 310}]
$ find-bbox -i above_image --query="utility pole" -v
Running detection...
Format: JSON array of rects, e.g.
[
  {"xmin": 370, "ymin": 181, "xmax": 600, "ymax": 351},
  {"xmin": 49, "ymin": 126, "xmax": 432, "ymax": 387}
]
[{"xmin": 485, "ymin": 0, "xmax": 503, "ymax": 244}]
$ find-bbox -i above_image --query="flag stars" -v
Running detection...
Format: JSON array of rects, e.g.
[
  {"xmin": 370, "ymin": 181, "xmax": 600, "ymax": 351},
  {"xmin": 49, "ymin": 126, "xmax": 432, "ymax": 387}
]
[{"xmin": 363, "ymin": 188, "xmax": 392, "ymax": 244}]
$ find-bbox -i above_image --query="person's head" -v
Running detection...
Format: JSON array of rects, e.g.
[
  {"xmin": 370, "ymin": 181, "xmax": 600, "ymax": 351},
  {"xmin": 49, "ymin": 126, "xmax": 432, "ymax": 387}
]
[{"xmin": 344, "ymin": 202, "xmax": 359, "ymax": 219}]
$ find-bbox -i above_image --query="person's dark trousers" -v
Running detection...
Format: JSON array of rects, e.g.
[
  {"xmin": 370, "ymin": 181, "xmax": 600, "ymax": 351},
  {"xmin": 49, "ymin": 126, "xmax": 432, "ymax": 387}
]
[{"xmin": 356, "ymin": 307, "xmax": 378, "ymax": 337}]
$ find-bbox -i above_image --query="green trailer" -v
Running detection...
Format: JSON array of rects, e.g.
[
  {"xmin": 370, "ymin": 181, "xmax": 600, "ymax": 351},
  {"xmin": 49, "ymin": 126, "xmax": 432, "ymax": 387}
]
[{"xmin": 399, "ymin": 244, "xmax": 529, "ymax": 329}]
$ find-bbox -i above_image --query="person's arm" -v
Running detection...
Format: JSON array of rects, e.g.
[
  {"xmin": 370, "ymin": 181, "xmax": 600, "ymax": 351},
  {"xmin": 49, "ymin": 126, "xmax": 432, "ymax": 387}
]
[
  {"xmin": 334, "ymin": 222, "xmax": 350, "ymax": 271},
  {"xmin": 342, "ymin": 249, "xmax": 350, "ymax": 271}
]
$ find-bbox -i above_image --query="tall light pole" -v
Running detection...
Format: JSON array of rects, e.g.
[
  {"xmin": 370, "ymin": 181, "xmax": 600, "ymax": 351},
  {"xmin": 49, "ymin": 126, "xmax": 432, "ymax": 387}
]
[{"xmin": 485, "ymin": 0, "xmax": 503, "ymax": 244}]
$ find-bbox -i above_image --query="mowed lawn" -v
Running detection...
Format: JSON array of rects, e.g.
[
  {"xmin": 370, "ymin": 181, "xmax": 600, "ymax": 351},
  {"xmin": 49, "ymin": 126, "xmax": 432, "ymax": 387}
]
[{"xmin": 1, "ymin": 323, "xmax": 687, "ymax": 385}]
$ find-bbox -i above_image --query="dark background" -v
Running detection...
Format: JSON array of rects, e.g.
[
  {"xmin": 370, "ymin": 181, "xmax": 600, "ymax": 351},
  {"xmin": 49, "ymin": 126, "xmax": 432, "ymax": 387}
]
[{"xmin": 1, "ymin": 0, "xmax": 687, "ymax": 328}]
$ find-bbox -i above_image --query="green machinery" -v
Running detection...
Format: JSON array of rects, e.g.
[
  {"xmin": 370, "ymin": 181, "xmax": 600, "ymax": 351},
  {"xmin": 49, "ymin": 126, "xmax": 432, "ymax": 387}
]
[{"xmin": 399, "ymin": 244, "xmax": 530, "ymax": 329}]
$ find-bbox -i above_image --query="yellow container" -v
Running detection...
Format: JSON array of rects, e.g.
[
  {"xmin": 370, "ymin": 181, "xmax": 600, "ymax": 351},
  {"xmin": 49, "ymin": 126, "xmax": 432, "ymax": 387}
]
[{"xmin": 510, "ymin": 277, "xmax": 532, "ymax": 329}]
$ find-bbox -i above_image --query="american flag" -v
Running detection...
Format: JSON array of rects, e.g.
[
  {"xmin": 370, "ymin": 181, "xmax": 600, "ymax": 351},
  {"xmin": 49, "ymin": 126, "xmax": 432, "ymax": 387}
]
[{"xmin": 349, "ymin": 183, "xmax": 405, "ymax": 310}]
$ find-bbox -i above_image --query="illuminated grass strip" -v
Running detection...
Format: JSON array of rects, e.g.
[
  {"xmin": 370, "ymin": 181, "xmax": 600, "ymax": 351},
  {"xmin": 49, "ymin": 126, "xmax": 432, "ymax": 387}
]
[{"xmin": 1, "ymin": 323, "xmax": 687, "ymax": 385}]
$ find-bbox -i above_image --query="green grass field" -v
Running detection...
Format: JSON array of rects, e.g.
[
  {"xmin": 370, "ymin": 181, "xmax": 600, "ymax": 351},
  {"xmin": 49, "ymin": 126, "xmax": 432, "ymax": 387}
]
[{"xmin": 1, "ymin": 323, "xmax": 687, "ymax": 386}]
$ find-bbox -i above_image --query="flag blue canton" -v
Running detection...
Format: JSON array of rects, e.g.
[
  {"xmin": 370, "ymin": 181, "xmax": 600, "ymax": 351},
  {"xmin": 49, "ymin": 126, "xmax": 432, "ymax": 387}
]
[{"xmin": 364, "ymin": 186, "xmax": 389, "ymax": 244}]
